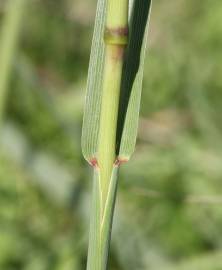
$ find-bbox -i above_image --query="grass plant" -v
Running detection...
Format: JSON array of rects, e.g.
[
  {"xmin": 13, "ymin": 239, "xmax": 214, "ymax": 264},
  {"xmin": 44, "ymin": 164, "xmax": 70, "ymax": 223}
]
[{"xmin": 82, "ymin": 0, "xmax": 152, "ymax": 269}]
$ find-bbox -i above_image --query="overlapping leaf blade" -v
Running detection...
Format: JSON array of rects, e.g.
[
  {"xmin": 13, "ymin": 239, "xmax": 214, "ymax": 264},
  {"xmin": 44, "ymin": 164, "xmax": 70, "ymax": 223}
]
[
  {"xmin": 82, "ymin": 0, "xmax": 152, "ymax": 160},
  {"xmin": 117, "ymin": 0, "xmax": 152, "ymax": 159},
  {"xmin": 81, "ymin": 0, "xmax": 107, "ymax": 161}
]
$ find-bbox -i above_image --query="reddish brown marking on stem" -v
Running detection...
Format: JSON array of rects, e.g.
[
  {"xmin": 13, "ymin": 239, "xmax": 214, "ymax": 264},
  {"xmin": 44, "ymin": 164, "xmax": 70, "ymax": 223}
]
[
  {"xmin": 89, "ymin": 158, "xmax": 99, "ymax": 169},
  {"xmin": 110, "ymin": 46, "xmax": 125, "ymax": 60},
  {"xmin": 114, "ymin": 157, "xmax": 129, "ymax": 167},
  {"xmin": 104, "ymin": 26, "xmax": 128, "ymax": 60},
  {"xmin": 105, "ymin": 27, "xmax": 129, "ymax": 38}
]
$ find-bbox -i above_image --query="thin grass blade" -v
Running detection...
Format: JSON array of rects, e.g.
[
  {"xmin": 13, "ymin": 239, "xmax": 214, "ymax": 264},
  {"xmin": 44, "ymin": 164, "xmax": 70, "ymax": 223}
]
[
  {"xmin": 117, "ymin": 0, "xmax": 152, "ymax": 160},
  {"xmin": 81, "ymin": 0, "xmax": 107, "ymax": 161},
  {"xmin": 0, "ymin": 0, "xmax": 27, "ymax": 123}
]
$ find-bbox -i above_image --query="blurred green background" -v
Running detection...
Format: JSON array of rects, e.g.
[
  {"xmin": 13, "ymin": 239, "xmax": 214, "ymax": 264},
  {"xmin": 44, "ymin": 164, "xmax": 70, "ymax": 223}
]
[{"xmin": 1, "ymin": 0, "xmax": 222, "ymax": 269}]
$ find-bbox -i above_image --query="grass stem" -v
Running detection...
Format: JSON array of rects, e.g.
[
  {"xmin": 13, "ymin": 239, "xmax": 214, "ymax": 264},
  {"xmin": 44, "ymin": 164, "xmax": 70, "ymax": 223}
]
[{"xmin": 86, "ymin": 0, "xmax": 129, "ymax": 269}]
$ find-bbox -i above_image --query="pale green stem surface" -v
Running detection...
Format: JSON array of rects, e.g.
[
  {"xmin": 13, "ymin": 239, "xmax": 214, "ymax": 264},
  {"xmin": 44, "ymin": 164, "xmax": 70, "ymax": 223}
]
[
  {"xmin": 0, "ymin": 0, "xmax": 26, "ymax": 123},
  {"xmin": 98, "ymin": 0, "xmax": 129, "ymax": 208},
  {"xmin": 106, "ymin": 0, "xmax": 129, "ymax": 28},
  {"xmin": 97, "ymin": 44, "xmax": 125, "ymax": 206},
  {"xmin": 87, "ymin": 0, "xmax": 129, "ymax": 269},
  {"xmin": 87, "ymin": 167, "xmax": 119, "ymax": 270}
]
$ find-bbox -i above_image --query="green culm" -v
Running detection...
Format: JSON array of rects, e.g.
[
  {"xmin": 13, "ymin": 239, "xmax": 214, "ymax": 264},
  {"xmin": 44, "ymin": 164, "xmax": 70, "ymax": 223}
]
[{"xmin": 81, "ymin": 0, "xmax": 152, "ymax": 269}]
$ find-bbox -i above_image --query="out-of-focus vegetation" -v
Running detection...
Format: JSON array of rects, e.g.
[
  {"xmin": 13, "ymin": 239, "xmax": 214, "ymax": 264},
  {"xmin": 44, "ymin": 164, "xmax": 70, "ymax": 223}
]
[{"xmin": 0, "ymin": 0, "xmax": 222, "ymax": 269}]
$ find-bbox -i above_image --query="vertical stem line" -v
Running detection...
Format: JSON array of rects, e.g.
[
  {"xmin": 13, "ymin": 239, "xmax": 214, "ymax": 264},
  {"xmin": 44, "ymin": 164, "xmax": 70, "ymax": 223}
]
[
  {"xmin": 97, "ymin": 0, "xmax": 129, "ymax": 207},
  {"xmin": 97, "ymin": 44, "xmax": 125, "ymax": 205},
  {"xmin": 100, "ymin": 166, "xmax": 119, "ymax": 268},
  {"xmin": 87, "ymin": 0, "xmax": 129, "ymax": 269},
  {"xmin": 87, "ymin": 166, "xmax": 119, "ymax": 270},
  {"xmin": 106, "ymin": 0, "xmax": 129, "ymax": 29},
  {"xmin": 87, "ymin": 169, "xmax": 102, "ymax": 270}
]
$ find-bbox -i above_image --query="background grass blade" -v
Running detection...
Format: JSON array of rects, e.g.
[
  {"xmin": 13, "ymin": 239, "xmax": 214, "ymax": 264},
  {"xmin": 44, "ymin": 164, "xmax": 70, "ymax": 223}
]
[
  {"xmin": 162, "ymin": 251, "xmax": 222, "ymax": 270},
  {"xmin": 117, "ymin": 0, "xmax": 152, "ymax": 160},
  {"xmin": 0, "ymin": 0, "xmax": 26, "ymax": 123}
]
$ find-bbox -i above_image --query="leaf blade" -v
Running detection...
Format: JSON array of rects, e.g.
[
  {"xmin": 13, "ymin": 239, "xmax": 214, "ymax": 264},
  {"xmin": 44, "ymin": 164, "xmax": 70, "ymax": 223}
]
[
  {"xmin": 81, "ymin": 0, "xmax": 107, "ymax": 161},
  {"xmin": 118, "ymin": 0, "xmax": 152, "ymax": 159}
]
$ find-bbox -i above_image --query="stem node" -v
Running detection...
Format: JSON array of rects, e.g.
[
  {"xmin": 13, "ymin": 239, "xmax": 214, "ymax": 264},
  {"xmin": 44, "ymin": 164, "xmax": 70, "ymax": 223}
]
[{"xmin": 104, "ymin": 27, "xmax": 129, "ymax": 45}]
